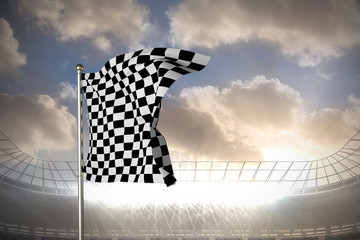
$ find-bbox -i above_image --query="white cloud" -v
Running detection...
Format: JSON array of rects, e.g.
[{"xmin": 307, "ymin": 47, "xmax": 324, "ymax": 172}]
[
  {"xmin": 18, "ymin": 0, "xmax": 152, "ymax": 51},
  {"xmin": 60, "ymin": 58, "xmax": 70, "ymax": 70},
  {"xmin": 158, "ymin": 76, "xmax": 360, "ymax": 162},
  {"xmin": 302, "ymin": 106, "xmax": 360, "ymax": 146},
  {"xmin": 168, "ymin": 0, "xmax": 360, "ymax": 67},
  {"xmin": 0, "ymin": 18, "xmax": 27, "ymax": 74},
  {"xmin": 0, "ymin": 94, "xmax": 76, "ymax": 154},
  {"xmin": 349, "ymin": 94, "xmax": 360, "ymax": 106},
  {"xmin": 160, "ymin": 97, "xmax": 264, "ymax": 161},
  {"xmin": 57, "ymin": 81, "xmax": 77, "ymax": 102},
  {"xmin": 92, "ymin": 35, "xmax": 111, "ymax": 53},
  {"xmin": 301, "ymin": 95, "xmax": 360, "ymax": 146}
]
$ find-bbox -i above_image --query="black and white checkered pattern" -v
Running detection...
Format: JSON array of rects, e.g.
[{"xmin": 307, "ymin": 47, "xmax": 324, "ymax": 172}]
[{"xmin": 81, "ymin": 48, "xmax": 210, "ymax": 186}]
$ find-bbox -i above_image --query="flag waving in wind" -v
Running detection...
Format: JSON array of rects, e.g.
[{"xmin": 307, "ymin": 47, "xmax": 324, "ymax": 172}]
[{"xmin": 81, "ymin": 48, "xmax": 210, "ymax": 186}]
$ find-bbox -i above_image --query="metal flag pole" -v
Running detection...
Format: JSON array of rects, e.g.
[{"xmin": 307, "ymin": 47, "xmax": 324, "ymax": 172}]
[{"xmin": 76, "ymin": 64, "xmax": 84, "ymax": 240}]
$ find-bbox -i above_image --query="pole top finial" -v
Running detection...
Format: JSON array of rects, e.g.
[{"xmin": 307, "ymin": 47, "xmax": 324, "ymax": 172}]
[{"xmin": 76, "ymin": 64, "xmax": 84, "ymax": 71}]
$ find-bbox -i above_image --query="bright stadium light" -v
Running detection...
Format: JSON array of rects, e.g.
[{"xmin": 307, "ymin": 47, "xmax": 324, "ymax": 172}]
[{"xmin": 84, "ymin": 181, "xmax": 288, "ymax": 207}]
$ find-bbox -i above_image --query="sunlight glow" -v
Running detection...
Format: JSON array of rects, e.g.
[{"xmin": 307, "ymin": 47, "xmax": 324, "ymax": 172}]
[
  {"xmin": 262, "ymin": 145, "xmax": 314, "ymax": 162},
  {"xmin": 84, "ymin": 182, "xmax": 288, "ymax": 208}
]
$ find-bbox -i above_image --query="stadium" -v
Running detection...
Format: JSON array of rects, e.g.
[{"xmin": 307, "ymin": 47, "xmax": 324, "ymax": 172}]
[{"xmin": 1, "ymin": 129, "xmax": 360, "ymax": 240}]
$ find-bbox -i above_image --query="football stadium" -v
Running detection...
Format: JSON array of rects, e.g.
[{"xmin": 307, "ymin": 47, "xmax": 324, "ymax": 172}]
[{"xmin": 1, "ymin": 129, "xmax": 360, "ymax": 240}]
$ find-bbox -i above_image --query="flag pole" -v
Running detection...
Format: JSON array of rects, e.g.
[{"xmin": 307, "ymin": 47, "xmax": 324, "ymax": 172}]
[{"xmin": 76, "ymin": 64, "xmax": 84, "ymax": 240}]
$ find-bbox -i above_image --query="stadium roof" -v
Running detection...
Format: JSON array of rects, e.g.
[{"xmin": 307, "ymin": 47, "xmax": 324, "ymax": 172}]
[{"xmin": 0, "ymin": 130, "xmax": 359, "ymax": 196}]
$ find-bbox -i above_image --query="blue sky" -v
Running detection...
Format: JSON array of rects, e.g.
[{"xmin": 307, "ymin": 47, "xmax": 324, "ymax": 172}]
[{"xmin": 0, "ymin": 0, "xmax": 360, "ymax": 162}]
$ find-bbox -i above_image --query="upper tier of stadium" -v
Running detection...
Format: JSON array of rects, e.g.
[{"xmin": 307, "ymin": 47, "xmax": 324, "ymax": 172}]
[{"xmin": 0, "ymin": 130, "xmax": 359, "ymax": 196}]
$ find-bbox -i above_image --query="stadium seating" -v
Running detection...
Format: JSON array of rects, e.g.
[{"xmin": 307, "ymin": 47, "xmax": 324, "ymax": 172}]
[
  {"xmin": 248, "ymin": 238, "xmax": 275, "ymax": 240},
  {"xmin": 4, "ymin": 232, "xmax": 360, "ymax": 240},
  {"xmin": 0, "ymin": 231, "xmax": 35, "ymax": 240},
  {"xmin": 325, "ymin": 232, "xmax": 360, "ymax": 240},
  {"xmin": 216, "ymin": 238, "xmax": 242, "ymax": 240},
  {"xmin": 39, "ymin": 237, "xmax": 76, "ymax": 240},
  {"xmin": 281, "ymin": 237, "xmax": 318, "ymax": 240}
]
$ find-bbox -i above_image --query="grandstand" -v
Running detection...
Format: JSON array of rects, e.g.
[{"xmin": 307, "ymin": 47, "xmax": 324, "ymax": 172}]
[{"xmin": 1, "ymin": 130, "xmax": 360, "ymax": 240}]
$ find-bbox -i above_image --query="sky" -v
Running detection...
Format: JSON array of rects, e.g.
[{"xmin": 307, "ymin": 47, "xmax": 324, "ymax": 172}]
[{"xmin": 0, "ymin": 0, "xmax": 360, "ymax": 164}]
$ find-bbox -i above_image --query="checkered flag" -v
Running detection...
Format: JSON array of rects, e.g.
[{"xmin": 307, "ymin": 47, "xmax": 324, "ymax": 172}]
[{"xmin": 81, "ymin": 48, "xmax": 210, "ymax": 186}]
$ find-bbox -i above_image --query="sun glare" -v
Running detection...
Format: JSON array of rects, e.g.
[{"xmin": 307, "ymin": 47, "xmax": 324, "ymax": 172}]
[
  {"xmin": 262, "ymin": 145, "xmax": 313, "ymax": 162},
  {"xmin": 84, "ymin": 182, "xmax": 288, "ymax": 208}
]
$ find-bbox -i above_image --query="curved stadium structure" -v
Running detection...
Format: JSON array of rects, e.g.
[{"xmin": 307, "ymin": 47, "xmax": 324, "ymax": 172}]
[{"xmin": 0, "ymin": 130, "xmax": 360, "ymax": 240}]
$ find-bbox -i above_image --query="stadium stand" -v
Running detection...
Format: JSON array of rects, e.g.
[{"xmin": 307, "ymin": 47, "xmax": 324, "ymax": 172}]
[
  {"xmin": 248, "ymin": 238, "xmax": 275, "ymax": 240},
  {"xmin": 150, "ymin": 238, "xmax": 182, "ymax": 240},
  {"xmin": 0, "ymin": 231, "xmax": 35, "ymax": 240},
  {"xmin": 119, "ymin": 238, "xmax": 145, "ymax": 240},
  {"xmin": 325, "ymin": 232, "xmax": 360, "ymax": 240},
  {"xmin": 216, "ymin": 238, "xmax": 242, "ymax": 240},
  {"xmin": 185, "ymin": 238, "xmax": 210, "ymax": 240},
  {"xmin": 1, "ymin": 130, "xmax": 360, "ymax": 239},
  {"xmin": 281, "ymin": 237, "xmax": 318, "ymax": 240},
  {"xmin": 6, "ymin": 232, "xmax": 360, "ymax": 240},
  {"xmin": 86, "ymin": 238, "xmax": 112, "ymax": 240},
  {"xmin": 39, "ymin": 237, "xmax": 76, "ymax": 240}
]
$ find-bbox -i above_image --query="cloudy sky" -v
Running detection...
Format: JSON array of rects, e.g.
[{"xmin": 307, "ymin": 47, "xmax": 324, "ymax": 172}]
[{"xmin": 0, "ymin": 0, "xmax": 360, "ymax": 163}]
